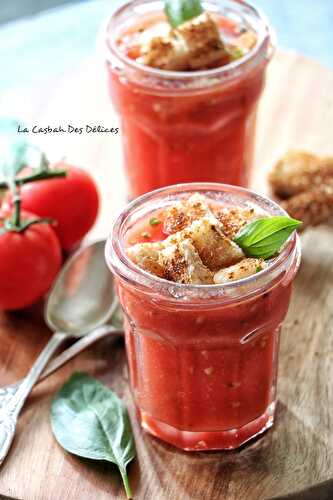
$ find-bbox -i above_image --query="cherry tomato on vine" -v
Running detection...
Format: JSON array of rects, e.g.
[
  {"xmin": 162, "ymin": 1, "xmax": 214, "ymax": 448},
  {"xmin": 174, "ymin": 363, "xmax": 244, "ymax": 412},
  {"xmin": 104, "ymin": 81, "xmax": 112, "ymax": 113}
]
[
  {"xmin": 0, "ymin": 211, "xmax": 62, "ymax": 310},
  {"xmin": 16, "ymin": 164, "xmax": 99, "ymax": 251}
]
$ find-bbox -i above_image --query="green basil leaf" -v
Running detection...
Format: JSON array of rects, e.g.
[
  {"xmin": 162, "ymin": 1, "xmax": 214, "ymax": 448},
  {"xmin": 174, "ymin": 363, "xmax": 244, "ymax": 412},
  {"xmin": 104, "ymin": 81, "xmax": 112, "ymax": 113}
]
[
  {"xmin": 164, "ymin": 0, "xmax": 203, "ymax": 28},
  {"xmin": 51, "ymin": 372, "xmax": 135, "ymax": 499},
  {"xmin": 234, "ymin": 216, "xmax": 301, "ymax": 260},
  {"xmin": 0, "ymin": 118, "xmax": 45, "ymax": 182}
]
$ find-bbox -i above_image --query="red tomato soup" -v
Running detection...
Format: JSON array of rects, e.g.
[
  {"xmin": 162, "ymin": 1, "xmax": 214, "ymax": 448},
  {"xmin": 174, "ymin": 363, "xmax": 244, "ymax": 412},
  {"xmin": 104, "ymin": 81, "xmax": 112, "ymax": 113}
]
[
  {"xmin": 102, "ymin": 0, "xmax": 274, "ymax": 198},
  {"xmin": 106, "ymin": 184, "xmax": 300, "ymax": 450}
]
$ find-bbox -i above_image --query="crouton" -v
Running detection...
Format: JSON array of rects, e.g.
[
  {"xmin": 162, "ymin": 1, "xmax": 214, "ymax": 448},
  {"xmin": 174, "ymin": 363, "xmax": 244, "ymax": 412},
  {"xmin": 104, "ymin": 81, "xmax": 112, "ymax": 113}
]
[
  {"xmin": 213, "ymin": 206, "xmax": 263, "ymax": 239},
  {"xmin": 214, "ymin": 258, "xmax": 266, "ymax": 283},
  {"xmin": 236, "ymin": 31, "xmax": 257, "ymax": 51},
  {"xmin": 269, "ymin": 151, "xmax": 333, "ymax": 199},
  {"xmin": 175, "ymin": 13, "xmax": 228, "ymax": 70},
  {"xmin": 139, "ymin": 34, "xmax": 187, "ymax": 71},
  {"xmin": 126, "ymin": 231, "xmax": 214, "ymax": 284},
  {"xmin": 181, "ymin": 215, "xmax": 244, "ymax": 271},
  {"xmin": 163, "ymin": 203, "xmax": 190, "ymax": 234},
  {"xmin": 127, "ymin": 195, "xmax": 260, "ymax": 284},
  {"xmin": 126, "ymin": 242, "xmax": 166, "ymax": 278},
  {"xmin": 162, "ymin": 239, "xmax": 213, "ymax": 284},
  {"xmin": 163, "ymin": 193, "xmax": 211, "ymax": 234},
  {"xmin": 140, "ymin": 13, "xmax": 227, "ymax": 71},
  {"xmin": 282, "ymin": 185, "xmax": 333, "ymax": 230}
]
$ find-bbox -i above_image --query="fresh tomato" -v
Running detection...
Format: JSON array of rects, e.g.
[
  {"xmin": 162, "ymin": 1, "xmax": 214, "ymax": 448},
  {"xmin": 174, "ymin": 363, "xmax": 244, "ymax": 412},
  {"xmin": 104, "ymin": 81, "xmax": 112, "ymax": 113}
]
[
  {"xmin": 0, "ymin": 211, "xmax": 62, "ymax": 310},
  {"xmin": 17, "ymin": 163, "xmax": 99, "ymax": 251}
]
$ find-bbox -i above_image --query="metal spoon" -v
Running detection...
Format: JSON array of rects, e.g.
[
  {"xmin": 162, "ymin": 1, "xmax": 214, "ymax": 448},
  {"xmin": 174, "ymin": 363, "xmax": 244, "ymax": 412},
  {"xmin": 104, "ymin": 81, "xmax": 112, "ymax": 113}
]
[
  {"xmin": 0, "ymin": 302, "xmax": 124, "ymax": 402},
  {"xmin": 0, "ymin": 239, "xmax": 116, "ymax": 466}
]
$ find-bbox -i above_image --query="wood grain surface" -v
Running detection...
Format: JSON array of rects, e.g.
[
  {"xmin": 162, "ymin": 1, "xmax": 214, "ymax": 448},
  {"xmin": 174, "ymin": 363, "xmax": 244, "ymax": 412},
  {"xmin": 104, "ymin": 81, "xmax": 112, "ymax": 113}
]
[{"xmin": 0, "ymin": 50, "xmax": 333, "ymax": 500}]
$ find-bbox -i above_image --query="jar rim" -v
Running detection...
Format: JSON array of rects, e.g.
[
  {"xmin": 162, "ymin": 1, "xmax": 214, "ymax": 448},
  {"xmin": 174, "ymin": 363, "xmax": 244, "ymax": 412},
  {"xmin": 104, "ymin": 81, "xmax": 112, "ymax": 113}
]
[
  {"xmin": 106, "ymin": 182, "xmax": 301, "ymax": 305},
  {"xmin": 101, "ymin": 0, "xmax": 275, "ymax": 85}
]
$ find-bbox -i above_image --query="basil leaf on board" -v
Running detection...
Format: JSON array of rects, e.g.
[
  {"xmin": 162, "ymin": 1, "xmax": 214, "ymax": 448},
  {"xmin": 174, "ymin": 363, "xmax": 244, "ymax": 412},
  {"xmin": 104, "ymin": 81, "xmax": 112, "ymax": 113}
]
[
  {"xmin": 164, "ymin": 0, "xmax": 203, "ymax": 28},
  {"xmin": 51, "ymin": 372, "xmax": 135, "ymax": 499},
  {"xmin": 234, "ymin": 216, "xmax": 302, "ymax": 260}
]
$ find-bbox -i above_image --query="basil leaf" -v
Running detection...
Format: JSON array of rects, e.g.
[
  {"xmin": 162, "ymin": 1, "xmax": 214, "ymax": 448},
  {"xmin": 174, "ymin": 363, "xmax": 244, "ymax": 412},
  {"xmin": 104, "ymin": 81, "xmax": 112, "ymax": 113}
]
[
  {"xmin": 234, "ymin": 216, "xmax": 301, "ymax": 260},
  {"xmin": 164, "ymin": 0, "xmax": 203, "ymax": 28},
  {"xmin": 0, "ymin": 118, "xmax": 45, "ymax": 182},
  {"xmin": 51, "ymin": 372, "xmax": 135, "ymax": 499}
]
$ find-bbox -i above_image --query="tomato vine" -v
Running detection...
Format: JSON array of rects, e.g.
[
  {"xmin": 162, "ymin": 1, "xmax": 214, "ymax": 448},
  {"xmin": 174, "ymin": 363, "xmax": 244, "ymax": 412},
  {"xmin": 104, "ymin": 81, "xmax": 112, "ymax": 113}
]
[{"xmin": 0, "ymin": 118, "xmax": 67, "ymax": 233}]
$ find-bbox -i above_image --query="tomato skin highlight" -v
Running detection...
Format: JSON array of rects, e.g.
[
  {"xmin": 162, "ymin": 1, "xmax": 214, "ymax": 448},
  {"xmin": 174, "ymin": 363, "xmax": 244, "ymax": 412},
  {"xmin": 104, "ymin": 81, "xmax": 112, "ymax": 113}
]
[
  {"xmin": 0, "ymin": 212, "xmax": 62, "ymax": 310},
  {"xmin": 18, "ymin": 164, "xmax": 99, "ymax": 251}
]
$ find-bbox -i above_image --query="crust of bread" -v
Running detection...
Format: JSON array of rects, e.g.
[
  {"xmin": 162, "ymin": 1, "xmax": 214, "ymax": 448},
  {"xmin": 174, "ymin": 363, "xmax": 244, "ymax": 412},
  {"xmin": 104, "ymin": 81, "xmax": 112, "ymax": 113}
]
[
  {"xmin": 269, "ymin": 151, "xmax": 333, "ymax": 199},
  {"xmin": 214, "ymin": 258, "xmax": 266, "ymax": 283},
  {"xmin": 236, "ymin": 31, "xmax": 257, "ymax": 50},
  {"xmin": 162, "ymin": 239, "xmax": 214, "ymax": 284},
  {"xmin": 176, "ymin": 13, "xmax": 227, "ymax": 70},
  {"xmin": 163, "ymin": 193, "xmax": 212, "ymax": 234},
  {"xmin": 139, "ymin": 34, "xmax": 187, "ymax": 71},
  {"xmin": 126, "ymin": 195, "xmax": 268, "ymax": 284},
  {"xmin": 282, "ymin": 185, "xmax": 333, "ymax": 230},
  {"xmin": 180, "ymin": 216, "xmax": 244, "ymax": 271},
  {"xmin": 140, "ymin": 13, "xmax": 227, "ymax": 71},
  {"xmin": 126, "ymin": 242, "xmax": 166, "ymax": 278},
  {"xmin": 213, "ymin": 206, "xmax": 262, "ymax": 239}
]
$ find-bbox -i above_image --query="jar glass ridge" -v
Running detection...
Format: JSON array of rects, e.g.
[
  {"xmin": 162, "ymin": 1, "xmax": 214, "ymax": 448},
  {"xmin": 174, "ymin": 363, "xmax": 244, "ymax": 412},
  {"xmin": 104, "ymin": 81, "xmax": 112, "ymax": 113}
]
[
  {"xmin": 106, "ymin": 183, "xmax": 300, "ymax": 451},
  {"xmin": 101, "ymin": 0, "xmax": 275, "ymax": 197}
]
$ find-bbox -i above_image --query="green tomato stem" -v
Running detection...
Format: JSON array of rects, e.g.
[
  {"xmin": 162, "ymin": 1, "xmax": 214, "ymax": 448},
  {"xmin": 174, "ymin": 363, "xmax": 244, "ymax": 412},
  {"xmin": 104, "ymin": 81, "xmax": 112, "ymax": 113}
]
[
  {"xmin": 10, "ymin": 180, "xmax": 21, "ymax": 228},
  {"xmin": 0, "ymin": 169, "xmax": 67, "ymax": 190},
  {"xmin": 120, "ymin": 468, "xmax": 133, "ymax": 499}
]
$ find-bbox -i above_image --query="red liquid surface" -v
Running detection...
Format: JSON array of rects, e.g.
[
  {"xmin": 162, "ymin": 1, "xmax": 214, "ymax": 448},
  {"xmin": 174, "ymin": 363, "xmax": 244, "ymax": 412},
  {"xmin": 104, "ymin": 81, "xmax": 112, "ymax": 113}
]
[
  {"xmin": 116, "ymin": 212, "xmax": 293, "ymax": 450},
  {"xmin": 106, "ymin": 17, "xmax": 268, "ymax": 198}
]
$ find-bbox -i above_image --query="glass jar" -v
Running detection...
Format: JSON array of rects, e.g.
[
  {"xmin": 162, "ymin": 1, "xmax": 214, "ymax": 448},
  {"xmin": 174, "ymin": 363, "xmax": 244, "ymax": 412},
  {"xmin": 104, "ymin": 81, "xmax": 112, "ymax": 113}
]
[
  {"xmin": 105, "ymin": 182, "xmax": 300, "ymax": 450},
  {"xmin": 102, "ymin": 0, "xmax": 274, "ymax": 198}
]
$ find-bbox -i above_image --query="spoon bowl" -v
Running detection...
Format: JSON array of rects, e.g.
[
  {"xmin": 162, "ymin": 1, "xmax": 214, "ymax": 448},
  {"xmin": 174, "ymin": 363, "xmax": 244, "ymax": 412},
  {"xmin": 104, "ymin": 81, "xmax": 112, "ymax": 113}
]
[{"xmin": 46, "ymin": 240, "xmax": 116, "ymax": 336}]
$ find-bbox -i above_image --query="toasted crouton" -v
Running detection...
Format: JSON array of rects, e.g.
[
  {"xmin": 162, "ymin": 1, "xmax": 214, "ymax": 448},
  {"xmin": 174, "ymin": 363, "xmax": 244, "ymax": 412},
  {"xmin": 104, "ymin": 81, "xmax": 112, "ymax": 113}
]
[
  {"xmin": 161, "ymin": 239, "xmax": 213, "ymax": 284},
  {"xmin": 163, "ymin": 203, "xmax": 190, "ymax": 234},
  {"xmin": 163, "ymin": 193, "xmax": 211, "ymax": 234},
  {"xmin": 282, "ymin": 185, "xmax": 333, "ymax": 230},
  {"xmin": 175, "ymin": 13, "xmax": 227, "ymax": 70},
  {"xmin": 127, "ymin": 195, "xmax": 257, "ymax": 284},
  {"xmin": 126, "ymin": 232, "xmax": 214, "ymax": 284},
  {"xmin": 126, "ymin": 242, "xmax": 165, "ymax": 278},
  {"xmin": 140, "ymin": 13, "xmax": 226, "ymax": 71},
  {"xmin": 186, "ymin": 193, "xmax": 212, "ymax": 219},
  {"xmin": 139, "ymin": 34, "xmax": 187, "ymax": 71},
  {"xmin": 269, "ymin": 151, "xmax": 333, "ymax": 199},
  {"xmin": 213, "ymin": 206, "xmax": 263, "ymax": 239},
  {"xmin": 214, "ymin": 258, "xmax": 266, "ymax": 283},
  {"xmin": 181, "ymin": 215, "xmax": 244, "ymax": 271},
  {"xmin": 236, "ymin": 31, "xmax": 257, "ymax": 51}
]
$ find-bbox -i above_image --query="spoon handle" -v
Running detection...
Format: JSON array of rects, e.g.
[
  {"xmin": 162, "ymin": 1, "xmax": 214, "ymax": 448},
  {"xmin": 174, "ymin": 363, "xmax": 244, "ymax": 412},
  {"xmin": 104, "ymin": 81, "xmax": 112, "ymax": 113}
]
[
  {"xmin": 0, "ymin": 325, "xmax": 122, "ymax": 417},
  {"xmin": 40, "ymin": 325, "xmax": 119, "ymax": 382},
  {"xmin": 0, "ymin": 325, "xmax": 121, "ymax": 401},
  {"xmin": 0, "ymin": 331, "xmax": 67, "ymax": 466}
]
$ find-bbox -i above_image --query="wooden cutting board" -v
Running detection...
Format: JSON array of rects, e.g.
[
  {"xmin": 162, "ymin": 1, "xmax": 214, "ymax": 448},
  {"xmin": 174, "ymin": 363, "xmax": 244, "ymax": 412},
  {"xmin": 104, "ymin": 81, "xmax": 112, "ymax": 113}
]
[{"xmin": 0, "ymin": 50, "xmax": 333, "ymax": 500}]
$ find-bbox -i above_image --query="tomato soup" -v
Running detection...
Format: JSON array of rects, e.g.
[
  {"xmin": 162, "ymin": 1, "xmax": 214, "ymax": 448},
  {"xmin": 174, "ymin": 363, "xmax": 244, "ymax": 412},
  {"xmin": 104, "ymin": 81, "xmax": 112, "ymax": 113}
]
[
  {"xmin": 106, "ymin": 183, "xmax": 300, "ymax": 450},
  {"xmin": 102, "ymin": 0, "xmax": 274, "ymax": 198}
]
